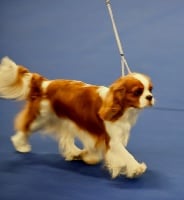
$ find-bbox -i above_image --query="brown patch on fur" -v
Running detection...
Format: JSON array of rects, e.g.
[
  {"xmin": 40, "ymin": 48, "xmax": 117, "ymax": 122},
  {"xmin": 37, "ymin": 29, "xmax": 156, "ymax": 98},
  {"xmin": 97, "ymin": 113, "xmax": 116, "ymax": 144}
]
[
  {"xmin": 11, "ymin": 65, "xmax": 29, "ymax": 88},
  {"xmin": 15, "ymin": 101, "xmax": 40, "ymax": 133},
  {"xmin": 46, "ymin": 80, "xmax": 110, "ymax": 143},
  {"xmin": 27, "ymin": 73, "xmax": 47, "ymax": 101},
  {"xmin": 18, "ymin": 65, "xmax": 29, "ymax": 74},
  {"xmin": 15, "ymin": 73, "xmax": 46, "ymax": 133}
]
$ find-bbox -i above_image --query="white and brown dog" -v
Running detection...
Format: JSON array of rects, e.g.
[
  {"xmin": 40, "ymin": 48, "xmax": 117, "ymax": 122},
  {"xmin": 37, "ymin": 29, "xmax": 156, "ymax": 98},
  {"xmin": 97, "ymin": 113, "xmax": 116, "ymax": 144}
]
[{"xmin": 0, "ymin": 57, "xmax": 154, "ymax": 178}]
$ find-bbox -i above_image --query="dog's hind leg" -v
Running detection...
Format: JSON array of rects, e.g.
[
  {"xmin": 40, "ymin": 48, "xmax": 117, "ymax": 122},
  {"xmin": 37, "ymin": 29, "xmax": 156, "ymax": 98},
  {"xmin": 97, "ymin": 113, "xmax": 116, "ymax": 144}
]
[
  {"xmin": 11, "ymin": 130, "xmax": 32, "ymax": 153},
  {"xmin": 58, "ymin": 131, "xmax": 84, "ymax": 161},
  {"xmin": 76, "ymin": 134, "xmax": 103, "ymax": 165},
  {"xmin": 11, "ymin": 101, "xmax": 41, "ymax": 153}
]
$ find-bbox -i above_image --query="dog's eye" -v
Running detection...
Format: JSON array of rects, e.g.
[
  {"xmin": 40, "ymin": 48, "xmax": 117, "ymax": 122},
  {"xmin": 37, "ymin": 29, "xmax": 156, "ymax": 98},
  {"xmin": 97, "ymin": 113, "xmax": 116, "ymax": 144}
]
[
  {"xmin": 133, "ymin": 88, "xmax": 143, "ymax": 96},
  {"xmin": 149, "ymin": 86, "xmax": 153, "ymax": 92}
]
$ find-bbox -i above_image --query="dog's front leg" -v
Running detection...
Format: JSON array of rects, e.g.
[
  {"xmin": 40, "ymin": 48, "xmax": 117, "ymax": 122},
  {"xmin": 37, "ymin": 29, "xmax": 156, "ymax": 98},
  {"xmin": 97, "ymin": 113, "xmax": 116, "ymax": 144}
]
[
  {"xmin": 105, "ymin": 139, "xmax": 147, "ymax": 178},
  {"xmin": 120, "ymin": 147, "xmax": 147, "ymax": 178},
  {"xmin": 121, "ymin": 131, "xmax": 130, "ymax": 147}
]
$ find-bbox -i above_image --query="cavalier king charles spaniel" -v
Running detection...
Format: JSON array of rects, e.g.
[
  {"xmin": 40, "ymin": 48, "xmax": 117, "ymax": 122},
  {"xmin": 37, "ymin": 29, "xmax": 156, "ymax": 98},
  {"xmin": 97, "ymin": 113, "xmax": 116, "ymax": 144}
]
[{"xmin": 0, "ymin": 57, "xmax": 154, "ymax": 178}]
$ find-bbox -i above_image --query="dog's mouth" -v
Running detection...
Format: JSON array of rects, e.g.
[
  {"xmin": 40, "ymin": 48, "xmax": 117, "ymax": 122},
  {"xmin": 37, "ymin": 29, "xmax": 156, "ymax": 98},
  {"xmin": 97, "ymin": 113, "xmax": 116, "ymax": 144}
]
[
  {"xmin": 135, "ymin": 98, "xmax": 155, "ymax": 109},
  {"xmin": 150, "ymin": 98, "xmax": 155, "ymax": 106},
  {"xmin": 145, "ymin": 96, "xmax": 155, "ymax": 107}
]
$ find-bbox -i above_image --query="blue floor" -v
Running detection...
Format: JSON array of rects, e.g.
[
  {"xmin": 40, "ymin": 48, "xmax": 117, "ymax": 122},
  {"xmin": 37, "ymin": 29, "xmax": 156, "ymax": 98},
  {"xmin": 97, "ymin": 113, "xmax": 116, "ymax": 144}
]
[{"xmin": 1, "ymin": 1, "xmax": 184, "ymax": 200}]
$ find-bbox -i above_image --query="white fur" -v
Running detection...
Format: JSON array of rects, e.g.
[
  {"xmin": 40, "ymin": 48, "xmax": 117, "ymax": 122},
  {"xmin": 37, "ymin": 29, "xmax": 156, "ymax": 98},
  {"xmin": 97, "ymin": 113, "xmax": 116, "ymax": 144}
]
[
  {"xmin": 0, "ymin": 57, "xmax": 18, "ymax": 86},
  {"xmin": 11, "ymin": 131, "xmax": 31, "ymax": 153},
  {"xmin": 0, "ymin": 57, "xmax": 32, "ymax": 100},
  {"xmin": 41, "ymin": 80, "xmax": 51, "ymax": 92},
  {"xmin": 103, "ymin": 108, "xmax": 147, "ymax": 178},
  {"xmin": 97, "ymin": 86, "xmax": 109, "ymax": 99}
]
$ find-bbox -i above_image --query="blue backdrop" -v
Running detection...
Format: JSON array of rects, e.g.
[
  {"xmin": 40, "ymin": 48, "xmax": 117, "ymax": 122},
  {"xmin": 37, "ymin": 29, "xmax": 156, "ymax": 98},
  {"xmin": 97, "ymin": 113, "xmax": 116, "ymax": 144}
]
[{"xmin": 1, "ymin": 1, "xmax": 184, "ymax": 199}]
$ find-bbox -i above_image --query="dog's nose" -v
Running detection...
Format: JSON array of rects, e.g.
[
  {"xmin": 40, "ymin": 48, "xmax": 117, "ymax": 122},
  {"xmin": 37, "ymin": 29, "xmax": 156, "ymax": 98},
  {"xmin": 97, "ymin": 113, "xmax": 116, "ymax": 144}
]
[{"xmin": 146, "ymin": 95, "xmax": 153, "ymax": 101}]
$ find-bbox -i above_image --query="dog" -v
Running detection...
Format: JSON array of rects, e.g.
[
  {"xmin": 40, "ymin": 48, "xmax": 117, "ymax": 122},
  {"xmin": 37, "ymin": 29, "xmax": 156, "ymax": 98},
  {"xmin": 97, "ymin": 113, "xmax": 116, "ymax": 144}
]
[{"xmin": 0, "ymin": 57, "xmax": 154, "ymax": 178}]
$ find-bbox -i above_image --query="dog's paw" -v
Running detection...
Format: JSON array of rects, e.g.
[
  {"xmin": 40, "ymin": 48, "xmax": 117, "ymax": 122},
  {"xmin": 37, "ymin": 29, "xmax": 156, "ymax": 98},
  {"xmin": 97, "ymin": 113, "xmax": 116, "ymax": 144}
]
[
  {"xmin": 11, "ymin": 135, "xmax": 31, "ymax": 153},
  {"xmin": 81, "ymin": 150, "xmax": 102, "ymax": 165},
  {"xmin": 15, "ymin": 143, "xmax": 32, "ymax": 153},
  {"xmin": 64, "ymin": 149, "xmax": 85, "ymax": 161},
  {"xmin": 125, "ymin": 162, "xmax": 147, "ymax": 178},
  {"xmin": 111, "ymin": 165, "xmax": 127, "ymax": 178}
]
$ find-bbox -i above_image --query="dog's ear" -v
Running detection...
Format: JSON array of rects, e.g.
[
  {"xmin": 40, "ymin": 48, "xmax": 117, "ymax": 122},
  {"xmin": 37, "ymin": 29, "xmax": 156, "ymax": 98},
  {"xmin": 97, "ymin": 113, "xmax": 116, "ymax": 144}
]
[{"xmin": 99, "ymin": 86, "xmax": 126, "ymax": 121}]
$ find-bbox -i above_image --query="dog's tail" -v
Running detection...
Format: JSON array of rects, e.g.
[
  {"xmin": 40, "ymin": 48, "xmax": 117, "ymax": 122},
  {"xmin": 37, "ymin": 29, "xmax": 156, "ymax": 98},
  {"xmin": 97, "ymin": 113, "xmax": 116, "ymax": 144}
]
[{"xmin": 0, "ymin": 57, "xmax": 32, "ymax": 100}]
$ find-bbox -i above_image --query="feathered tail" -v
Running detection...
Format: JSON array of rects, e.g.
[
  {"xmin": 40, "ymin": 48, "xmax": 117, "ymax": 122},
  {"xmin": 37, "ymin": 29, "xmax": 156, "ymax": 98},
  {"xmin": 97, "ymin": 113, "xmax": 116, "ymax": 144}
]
[{"xmin": 0, "ymin": 57, "xmax": 32, "ymax": 100}]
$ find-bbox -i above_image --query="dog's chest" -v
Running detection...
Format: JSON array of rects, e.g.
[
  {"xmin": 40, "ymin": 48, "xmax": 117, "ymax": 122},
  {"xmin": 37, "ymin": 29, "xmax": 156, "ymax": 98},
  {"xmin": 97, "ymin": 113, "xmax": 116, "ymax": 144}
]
[{"xmin": 104, "ymin": 108, "xmax": 140, "ymax": 138}]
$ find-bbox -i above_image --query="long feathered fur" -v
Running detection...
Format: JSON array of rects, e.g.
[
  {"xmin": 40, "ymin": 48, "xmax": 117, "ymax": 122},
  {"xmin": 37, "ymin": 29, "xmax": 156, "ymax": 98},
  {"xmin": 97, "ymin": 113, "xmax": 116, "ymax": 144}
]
[{"xmin": 0, "ymin": 57, "xmax": 32, "ymax": 100}]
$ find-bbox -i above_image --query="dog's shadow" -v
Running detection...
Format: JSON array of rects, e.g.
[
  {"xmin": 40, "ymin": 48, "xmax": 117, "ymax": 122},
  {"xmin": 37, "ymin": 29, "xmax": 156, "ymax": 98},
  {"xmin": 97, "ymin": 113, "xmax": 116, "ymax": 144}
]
[{"xmin": 2, "ymin": 152, "xmax": 168, "ymax": 190}]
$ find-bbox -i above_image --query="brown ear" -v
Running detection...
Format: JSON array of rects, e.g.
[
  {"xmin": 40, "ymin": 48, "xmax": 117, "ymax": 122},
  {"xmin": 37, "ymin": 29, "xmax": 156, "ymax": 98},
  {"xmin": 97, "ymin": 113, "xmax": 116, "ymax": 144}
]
[
  {"xmin": 99, "ymin": 104, "xmax": 121, "ymax": 121},
  {"xmin": 99, "ymin": 87, "xmax": 125, "ymax": 121}
]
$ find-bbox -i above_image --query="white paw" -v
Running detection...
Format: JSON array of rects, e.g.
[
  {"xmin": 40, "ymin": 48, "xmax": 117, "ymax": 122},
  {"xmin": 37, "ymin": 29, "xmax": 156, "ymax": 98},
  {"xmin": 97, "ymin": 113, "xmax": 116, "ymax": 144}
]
[
  {"xmin": 111, "ymin": 165, "xmax": 126, "ymax": 178},
  {"xmin": 81, "ymin": 151, "xmax": 102, "ymax": 165},
  {"xmin": 11, "ymin": 135, "xmax": 31, "ymax": 153},
  {"xmin": 64, "ymin": 149, "xmax": 85, "ymax": 161},
  {"xmin": 126, "ymin": 162, "xmax": 147, "ymax": 178},
  {"xmin": 14, "ymin": 143, "xmax": 31, "ymax": 153}
]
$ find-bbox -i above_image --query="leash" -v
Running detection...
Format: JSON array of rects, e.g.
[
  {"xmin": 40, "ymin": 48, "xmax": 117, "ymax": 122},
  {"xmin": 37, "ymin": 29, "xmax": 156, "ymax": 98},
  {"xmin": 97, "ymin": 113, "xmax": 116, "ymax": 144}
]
[
  {"xmin": 105, "ymin": 0, "xmax": 131, "ymax": 76},
  {"xmin": 106, "ymin": 1, "xmax": 184, "ymax": 113}
]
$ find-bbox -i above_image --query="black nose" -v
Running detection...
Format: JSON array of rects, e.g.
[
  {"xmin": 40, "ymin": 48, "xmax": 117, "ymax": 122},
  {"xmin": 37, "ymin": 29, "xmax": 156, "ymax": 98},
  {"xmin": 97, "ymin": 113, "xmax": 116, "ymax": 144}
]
[{"xmin": 146, "ymin": 95, "xmax": 153, "ymax": 101}]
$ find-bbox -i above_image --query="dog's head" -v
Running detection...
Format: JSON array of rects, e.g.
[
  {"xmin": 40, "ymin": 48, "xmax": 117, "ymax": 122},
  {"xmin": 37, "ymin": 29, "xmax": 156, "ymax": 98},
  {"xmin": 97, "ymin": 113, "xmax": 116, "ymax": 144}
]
[{"xmin": 99, "ymin": 73, "xmax": 154, "ymax": 121}]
